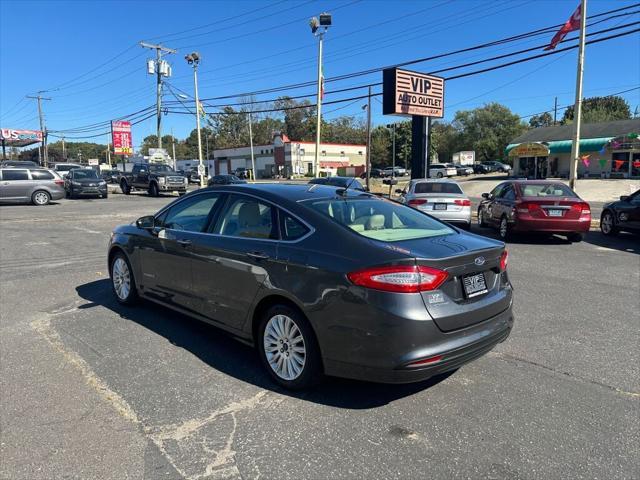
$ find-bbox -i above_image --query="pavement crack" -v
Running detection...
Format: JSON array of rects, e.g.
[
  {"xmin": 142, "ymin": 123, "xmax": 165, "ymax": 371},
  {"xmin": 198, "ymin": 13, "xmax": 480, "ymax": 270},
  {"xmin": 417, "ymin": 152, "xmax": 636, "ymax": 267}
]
[{"xmin": 489, "ymin": 351, "xmax": 640, "ymax": 397}]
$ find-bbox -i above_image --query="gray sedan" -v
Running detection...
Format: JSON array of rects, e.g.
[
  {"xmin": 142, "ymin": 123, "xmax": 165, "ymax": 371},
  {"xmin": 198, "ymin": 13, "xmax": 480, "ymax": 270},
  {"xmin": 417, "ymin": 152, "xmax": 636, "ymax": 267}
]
[
  {"xmin": 108, "ymin": 184, "xmax": 513, "ymax": 389},
  {"xmin": 398, "ymin": 179, "xmax": 472, "ymax": 229},
  {"xmin": 0, "ymin": 167, "xmax": 65, "ymax": 205}
]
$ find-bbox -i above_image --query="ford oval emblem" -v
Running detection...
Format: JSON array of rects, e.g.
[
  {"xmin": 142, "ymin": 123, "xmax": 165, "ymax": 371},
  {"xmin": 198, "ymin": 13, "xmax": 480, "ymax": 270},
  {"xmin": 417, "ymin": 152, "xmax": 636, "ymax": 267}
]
[{"xmin": 474, "ymin": 256, "xmax": 486, "ymax": 266}]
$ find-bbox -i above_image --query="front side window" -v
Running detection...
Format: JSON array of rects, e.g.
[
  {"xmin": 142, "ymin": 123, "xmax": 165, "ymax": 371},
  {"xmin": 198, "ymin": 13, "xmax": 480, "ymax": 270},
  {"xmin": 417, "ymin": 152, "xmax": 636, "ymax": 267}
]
[
  {"xmin": 215, "ymin": 195, "xmax": 275, "ymax": 239},
  {"xmin": 491, "ymin": 183, "xmax": 506, "ymax": 198},
  {"xmin": 305, "ymin": 198, "xmax": 454, "ymax": 242},
  {"xmin": 503, "ymin": 187, "xmax": 516, "ymax": 201},
  {"xmin": 161, "ymin": 193, "xmax": 221, "ymax": 232},
  {"xmin": 2, "ymin": 169, "xmax": 29, "ymax": 181}
]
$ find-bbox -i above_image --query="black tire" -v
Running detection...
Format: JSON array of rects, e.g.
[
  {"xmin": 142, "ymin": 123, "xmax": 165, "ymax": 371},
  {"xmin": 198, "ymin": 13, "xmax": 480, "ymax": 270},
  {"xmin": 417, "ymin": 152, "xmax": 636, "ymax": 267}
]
[
  {"xmin": 120, "ymin": 181, "xmax": 131, "ymax": 195},
  {"xmin": 477, "ymin": 208, "xmax": 488, "ymax": 228},
  {"xmin": 567, "ymin": 232, "xmax": 583, "ymax": 243},
  {"xmin": 257, "ymin": 304, "xmax": 322, "ymax": 390},
  {"xmin": 110, "ymin": 251, "xmax": 138, "ymax": 305},
  {"xmin": 498, "ymin": 216, "xmax": 511, "ymax": 240},
  {"xmin": 102, "ymin": 193, "xmax": 109, "ymax": 199},
  {"xmin": 149, "ymin": 182, "xmax": 159, "ymax": 197},
  {"xmin": 600, "ymin": 210, "xmax": 618, "ymax": 236},
  {"xmin": 65, "ymin": 189, "xmax": 70, "ymax": 199},
  {"xmin": 178, "ymin": 191, "xmax": 187, "ymax": 196},
  {"xmin": 32, "ymin": 190, "xmax": 50, "ymax": 206},
  {"xmin": 436, "ymin": 172, "xmax": 444, "ymax": 178}
]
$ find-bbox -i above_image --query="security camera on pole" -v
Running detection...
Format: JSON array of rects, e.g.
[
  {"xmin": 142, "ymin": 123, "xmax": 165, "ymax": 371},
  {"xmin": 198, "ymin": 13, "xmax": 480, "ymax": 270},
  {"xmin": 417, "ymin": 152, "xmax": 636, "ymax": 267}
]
[
  {"xmin": 185, "ymin": 52, "xmax": 206, "ymax": 188},
  {"xmin": 309, "ymin": 12, "xmax": 331, "ymax": 176}
]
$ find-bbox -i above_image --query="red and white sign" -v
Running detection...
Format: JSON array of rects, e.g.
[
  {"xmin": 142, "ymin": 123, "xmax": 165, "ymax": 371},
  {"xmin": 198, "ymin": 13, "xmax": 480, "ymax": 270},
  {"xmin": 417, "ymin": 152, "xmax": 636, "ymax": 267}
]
[
  {"xmin": 383, "ymin": 68, "xmax": 445, "ymax": 118},
  {"xmin": 0, "ymin": 128, "xmax": 43, "ymax": 147},
  {"xmin": 111, "ymin": 121, "xmax": 133, "ymax": 155}
]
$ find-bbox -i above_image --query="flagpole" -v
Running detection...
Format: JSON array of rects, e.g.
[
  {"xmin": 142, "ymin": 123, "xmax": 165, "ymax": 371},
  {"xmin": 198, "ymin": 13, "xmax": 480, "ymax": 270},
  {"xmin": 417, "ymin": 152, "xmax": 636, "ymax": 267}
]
[{"xmin": 568, "ymin": 0, "xmax": 587, "ymax": 190}]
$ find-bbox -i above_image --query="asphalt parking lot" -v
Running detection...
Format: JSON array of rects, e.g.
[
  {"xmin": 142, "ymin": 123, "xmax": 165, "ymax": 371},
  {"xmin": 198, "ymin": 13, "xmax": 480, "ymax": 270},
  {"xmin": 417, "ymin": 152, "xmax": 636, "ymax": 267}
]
[{"xmin": 1, "ymin": 192, "xmax": 639, "ymax": 480}]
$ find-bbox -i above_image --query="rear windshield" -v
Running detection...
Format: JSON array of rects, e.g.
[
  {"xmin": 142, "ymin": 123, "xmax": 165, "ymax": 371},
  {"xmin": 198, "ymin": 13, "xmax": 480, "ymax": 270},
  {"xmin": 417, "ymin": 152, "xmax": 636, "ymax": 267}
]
[
  {"xmin": 518, "ymin": 183, "xmax": 577, "ymax": 197},
  {"xmin": 150, "ymin": 164, "xmax": 175, "ymax": 173},
  {"xmin": 306, "ymin": 198, "xmax": 454, "ymax": 242},
  {"xmin": 414, "ymin": 182, "xmax": 463, "ymax": 194},
  {"xmin": 56, "ymin": 165, "xmax": 79, "ymax": 172}
]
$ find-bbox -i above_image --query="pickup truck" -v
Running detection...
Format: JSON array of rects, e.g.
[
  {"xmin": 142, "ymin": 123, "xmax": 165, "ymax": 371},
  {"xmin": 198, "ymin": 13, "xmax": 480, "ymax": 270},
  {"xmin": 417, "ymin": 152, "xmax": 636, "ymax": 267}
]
[{"xmin": 120, "ymin": 163, "xmax": 188, "ymax": 196}]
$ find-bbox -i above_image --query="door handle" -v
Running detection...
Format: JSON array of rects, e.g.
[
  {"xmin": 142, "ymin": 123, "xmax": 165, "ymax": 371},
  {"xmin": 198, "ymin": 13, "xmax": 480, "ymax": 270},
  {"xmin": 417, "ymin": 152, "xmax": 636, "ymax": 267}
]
[
  {"xmin": 247, "ymin": 251, "xmax": 269, "ymax": 260},
  {"xmin": 177, "ymin": 239, "xmax": 192, "ymax": 247}
]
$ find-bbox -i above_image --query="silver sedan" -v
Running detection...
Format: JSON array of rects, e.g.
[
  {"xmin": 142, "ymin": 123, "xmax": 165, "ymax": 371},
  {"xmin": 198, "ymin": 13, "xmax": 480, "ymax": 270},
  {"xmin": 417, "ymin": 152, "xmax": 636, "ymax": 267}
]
[{"xmin": 397, "ymin": 179, "xmax": 472, "ymax": 229}]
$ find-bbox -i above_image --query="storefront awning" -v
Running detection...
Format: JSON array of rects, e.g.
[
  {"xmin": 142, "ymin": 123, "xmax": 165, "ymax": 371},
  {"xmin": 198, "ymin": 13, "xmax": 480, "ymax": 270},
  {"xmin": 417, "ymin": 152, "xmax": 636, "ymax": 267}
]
[{"xmin": 505, "ymin": 137, "xmax": 613, "ymax": 156}]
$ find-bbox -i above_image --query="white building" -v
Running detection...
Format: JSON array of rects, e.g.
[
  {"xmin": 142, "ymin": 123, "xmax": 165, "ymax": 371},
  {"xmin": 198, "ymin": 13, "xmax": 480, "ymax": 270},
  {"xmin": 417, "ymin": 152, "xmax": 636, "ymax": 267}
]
[{"xmin": 177, "ymin": 133, "xmax": 367, "ymax": 179}]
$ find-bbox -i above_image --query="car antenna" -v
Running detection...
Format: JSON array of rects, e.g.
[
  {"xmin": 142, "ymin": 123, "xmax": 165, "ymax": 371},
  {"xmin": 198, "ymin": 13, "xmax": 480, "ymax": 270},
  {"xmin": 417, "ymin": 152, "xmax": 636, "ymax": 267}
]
[{"xmin": 337, "ymin": 177, "xmax": 358, "ymax": 197}]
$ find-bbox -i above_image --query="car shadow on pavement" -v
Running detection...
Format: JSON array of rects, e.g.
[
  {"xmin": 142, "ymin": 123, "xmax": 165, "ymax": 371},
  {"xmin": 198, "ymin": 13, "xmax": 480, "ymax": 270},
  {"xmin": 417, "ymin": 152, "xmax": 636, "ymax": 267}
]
[
  {"xmin": 76, "ymin": 279, "xmax": 452, "ymax": 409},
  {"xmin": 470, "ymin": 226, "xmax": 573, "ymax": 245},
  {"xmin": 583, "ymin": 231, "xmax": 639, "ymax": 254}
]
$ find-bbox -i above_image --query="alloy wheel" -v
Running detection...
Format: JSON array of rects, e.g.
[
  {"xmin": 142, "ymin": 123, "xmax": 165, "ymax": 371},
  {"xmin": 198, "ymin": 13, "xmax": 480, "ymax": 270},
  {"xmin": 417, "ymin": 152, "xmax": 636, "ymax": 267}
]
[
  {"xmin": 112, "ymin": 257, "xmax": 131, "ymax": 300},
  {"xmin": 263, "ymin": 314, "xmax": 306, "ymax": 381},
  {"xmin": 33, "ymin": 191, "xmax": 49, "ymax": 205},
  {"xmin": 499, "ymin": 217, "xmax": 508, "ymax": 239},
  {"xmin": 601, "ymin": 212, "xmax": 613, "ymax": 235}
]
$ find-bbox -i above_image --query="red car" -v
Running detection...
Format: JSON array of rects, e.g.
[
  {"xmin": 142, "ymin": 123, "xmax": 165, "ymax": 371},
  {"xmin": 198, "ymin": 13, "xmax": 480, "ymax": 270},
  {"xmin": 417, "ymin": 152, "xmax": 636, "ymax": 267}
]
[{"xmin": 477, "ymin": 180, "xmax": 591, "ymax": 242}]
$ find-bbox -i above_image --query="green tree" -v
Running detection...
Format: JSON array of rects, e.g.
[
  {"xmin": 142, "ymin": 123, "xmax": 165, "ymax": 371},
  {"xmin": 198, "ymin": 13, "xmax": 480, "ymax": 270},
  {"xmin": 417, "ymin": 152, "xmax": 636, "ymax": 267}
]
[
  {"xmin": 562, "ymin": 96, "xmax": 631, "ymax": 124},
  {"xmin": 370, "ymin": 126, "xmax": 391, "ymax": 167},
  {"xmin": 273, "ymin": 96, "xmax": 316, "ymax": 141},
  {"xmin": 453, "ymin": 103, "xmax": 527, "ymax": 161},
  {"xmin": 324, "ymin": 116, "xmax": 366, "ymax": 144},
  {"xmin": 529, "ymin": 112, "xmax": 554, "ymax": 129},
  {"xmin": 430, "ymin": 121, "xmax": 460, "ymax": 162}
]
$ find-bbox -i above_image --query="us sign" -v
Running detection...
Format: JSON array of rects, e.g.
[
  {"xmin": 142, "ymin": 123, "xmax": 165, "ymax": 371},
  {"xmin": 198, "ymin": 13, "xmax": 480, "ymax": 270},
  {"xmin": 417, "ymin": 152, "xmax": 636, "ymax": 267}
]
[
  {"xmin": 383, "ymin": 68, "xmax": 445, "ymax": 118},
  {"xmin": 111, "ymin": 120, "xmax": 133, "ymax": 155}
]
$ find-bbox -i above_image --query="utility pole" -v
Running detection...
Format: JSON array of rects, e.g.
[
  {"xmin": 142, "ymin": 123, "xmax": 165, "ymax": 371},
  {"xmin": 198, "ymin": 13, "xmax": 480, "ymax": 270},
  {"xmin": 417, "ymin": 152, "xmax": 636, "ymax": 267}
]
[
  {"xmin": 61, "ymin": 135, "xmax": 66, "ymax": 160},
  {"xmin": 553, "ymin": 96, "xmax": 558, "ymax": 125},
  {"xmin": 140, "ymin": 42, "xmax": 176, "ymax": 149},
  {"xmin": 365, "ymin": 86, "xmax": 372, "ymax": 191},
  {"xmin": 26, "ymin": 93, "xmax": 51, "ymax": 167},
  {"xmin": 185, "ymin": 52, "xmax": 205, "ymax": 188},
  {"xmin": 568, "ymin": 0, "xmax": 587, "ymax": 190},
  {"xmin": 171, "ymin": 128, "xmax": 177, "ymax": 170},
  {"xmin": 248, "ymin": 111, "xmax": 256, "ymax": 181},
  {"xmin": 309, "ymin": 13, "xmax": 331, "ymax": 176}
]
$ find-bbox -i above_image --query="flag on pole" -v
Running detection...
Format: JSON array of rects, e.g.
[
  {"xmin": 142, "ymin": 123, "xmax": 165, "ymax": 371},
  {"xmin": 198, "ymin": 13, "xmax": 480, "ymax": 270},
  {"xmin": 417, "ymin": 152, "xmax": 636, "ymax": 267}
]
[
  {"xmin": 320, "ymin": 66, "xmax": 325, "ymax": 100},
  {"xmin": 544, "ymin": 4, "xmax": 581, "ymax": 50},
  {"xmin": 197, "ymin": 101, "xmax": 206, "ymax": 120}
]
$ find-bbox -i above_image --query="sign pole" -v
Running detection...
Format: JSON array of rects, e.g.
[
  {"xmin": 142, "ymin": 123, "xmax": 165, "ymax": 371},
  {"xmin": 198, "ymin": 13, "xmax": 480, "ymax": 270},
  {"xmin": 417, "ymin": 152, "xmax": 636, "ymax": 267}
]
[
  {"xmin": 411, "ymin": 116, "xmax": 427, "ymax": 179},
  {"xmin": 424, "ymin": 116, "xmax": 432, "ymax": 178}
]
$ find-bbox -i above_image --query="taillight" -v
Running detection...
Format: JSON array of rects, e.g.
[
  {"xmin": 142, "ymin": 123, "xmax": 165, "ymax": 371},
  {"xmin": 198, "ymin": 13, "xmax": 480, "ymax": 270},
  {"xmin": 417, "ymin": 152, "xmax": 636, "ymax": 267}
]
[
  {"xmin": 517, "ymin": 202, "xmax": 542, "ymax": 216},
  {"xmin": 499, "ymin": 250, "xmax": 508, "ymax": 271},
  {"xmin": 347, "ymin": 265, "xmax": 448, "ymax": 293},
  {"xmin": 408, "ymin": 198, "xmax": 427, "ymax": 207},
  {"xmin": 407, "ymin": 355, "xmax": 443, "ymax": 368},
  {"xmin": 571, "ymin": 202, "xmax": 591, "ymax": 219},
  {"xmin": 454, "ymin": 199, "xmax": 471, "ymax": 206},
  {"xmin": 54, "ymin": 179, "xmax": 64, "ymax": 186}
]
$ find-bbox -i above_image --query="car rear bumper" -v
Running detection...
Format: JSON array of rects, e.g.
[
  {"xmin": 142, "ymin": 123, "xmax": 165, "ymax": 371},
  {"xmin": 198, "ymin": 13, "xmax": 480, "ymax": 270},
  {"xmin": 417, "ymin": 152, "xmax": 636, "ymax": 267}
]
[
  {"xmin": 319, "ymin": 294, "xmax": 514, "ymax": 384},
  {"xmin": 417, "ymin": 206, "xmax": 471, "ymax": 225},
  {"xmin": 513, "ymin": 217, "xmax": 591, "ymax": 233}
]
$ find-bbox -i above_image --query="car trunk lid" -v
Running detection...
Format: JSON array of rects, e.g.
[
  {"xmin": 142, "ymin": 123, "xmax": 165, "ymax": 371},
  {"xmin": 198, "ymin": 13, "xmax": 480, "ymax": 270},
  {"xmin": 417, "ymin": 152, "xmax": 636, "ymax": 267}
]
[
  {"xmin": 387, "ymin": 233, "xmax": 511, "ymax": 332},
  {"xmin": 518, "ymin": 196, "xmax": 588, "ymax": 220}
]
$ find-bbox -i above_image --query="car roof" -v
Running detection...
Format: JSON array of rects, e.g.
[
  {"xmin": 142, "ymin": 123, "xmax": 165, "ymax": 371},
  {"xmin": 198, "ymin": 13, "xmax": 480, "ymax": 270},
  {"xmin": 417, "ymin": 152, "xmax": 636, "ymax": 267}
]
[
  {"xmin": 202, "ymin": 182, "xmax": 371, "ymax": 203},
  {"xmin": 410, "ymin": 178, "xmax": 458, "ymax": 184}
]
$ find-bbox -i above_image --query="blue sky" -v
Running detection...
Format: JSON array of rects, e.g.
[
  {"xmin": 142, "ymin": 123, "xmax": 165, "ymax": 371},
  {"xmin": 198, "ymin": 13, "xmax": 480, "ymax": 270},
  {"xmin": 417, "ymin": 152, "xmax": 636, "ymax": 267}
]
[{"xmin": 1, "ymin": 0, "xmax": 639, "ymax": 149}]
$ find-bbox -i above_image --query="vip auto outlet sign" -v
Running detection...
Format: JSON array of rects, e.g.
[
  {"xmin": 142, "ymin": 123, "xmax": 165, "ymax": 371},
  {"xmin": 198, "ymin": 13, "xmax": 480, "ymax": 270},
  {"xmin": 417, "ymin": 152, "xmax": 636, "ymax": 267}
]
[
  {"xmin": 111, "ymin": 121, "xmax": 133, "ymax": 155},
  {"xmin": 382, "ymin": 68, "xmax": 445, "ymax": 118}
]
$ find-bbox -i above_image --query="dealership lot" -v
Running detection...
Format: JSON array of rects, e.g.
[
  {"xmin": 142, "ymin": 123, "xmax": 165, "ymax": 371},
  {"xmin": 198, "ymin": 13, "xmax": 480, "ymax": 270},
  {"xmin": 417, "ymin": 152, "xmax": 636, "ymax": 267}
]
[{"xmin": 1, "ymin": 193, "xmax": 638, "ymax": 480}]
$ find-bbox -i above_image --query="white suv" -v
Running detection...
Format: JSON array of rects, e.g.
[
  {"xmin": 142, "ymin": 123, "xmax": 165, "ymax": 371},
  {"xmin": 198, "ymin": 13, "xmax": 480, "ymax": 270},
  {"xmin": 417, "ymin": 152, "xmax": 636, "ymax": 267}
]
[{"xmin": 428, "ymin": 163, "xmax": 457, "ymax": 178}]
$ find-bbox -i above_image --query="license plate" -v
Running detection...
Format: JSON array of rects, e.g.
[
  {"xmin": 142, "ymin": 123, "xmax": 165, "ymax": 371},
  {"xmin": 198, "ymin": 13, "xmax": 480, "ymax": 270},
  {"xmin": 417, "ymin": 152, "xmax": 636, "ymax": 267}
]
[
  {"xmin": 433, "ymin": 203, "xmax": 447, "ymax": 210},
  {"xmin": 548, "ymin": 209, "xmax": 563, "ymax": 217},
  {"xmin": 463, "ymin": 273, "xmax": 488, "ymax": 298}
]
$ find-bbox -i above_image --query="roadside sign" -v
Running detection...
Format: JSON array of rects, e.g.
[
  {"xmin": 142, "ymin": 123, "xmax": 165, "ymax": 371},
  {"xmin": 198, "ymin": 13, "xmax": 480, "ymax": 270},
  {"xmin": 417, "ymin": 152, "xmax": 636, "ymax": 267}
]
[
  {"xmin": 197, "ymin": 164, "xmax": 206, "ymax": 176},
  {"xmin": 111, "ymin": 121, "xmax": 133, "ymax": 155},
  {"xmin": 508, "ymin": 142, "xmax": 550, "ymax": 158},
  {"xmin": 88, "ymin": 158, "xmax": 99, "ymax": 166},
  {"xmin": 382, "ymin": 68, "xmax": 445, "ymax": 118}
]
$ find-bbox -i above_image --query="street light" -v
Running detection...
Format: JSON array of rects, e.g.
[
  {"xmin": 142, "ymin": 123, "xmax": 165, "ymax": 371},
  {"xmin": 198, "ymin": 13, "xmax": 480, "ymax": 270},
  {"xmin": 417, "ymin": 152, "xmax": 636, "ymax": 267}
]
[
  {"xmin": 310, "ymin": 12, "xmax": 331, "ymax": 176},
  {"xmin": 185, "ymin": 52, "xmax": 206, "ymax": 188}
]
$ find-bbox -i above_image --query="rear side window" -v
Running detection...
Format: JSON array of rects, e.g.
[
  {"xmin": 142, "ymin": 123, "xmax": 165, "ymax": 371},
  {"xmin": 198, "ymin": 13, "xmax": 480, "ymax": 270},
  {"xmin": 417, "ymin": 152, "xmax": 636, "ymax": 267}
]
[
  {"xmin": 215, "ymin": 195, "xmax": 276, "ymax": 239},
  {"xmin": 414, "ymin": 182, "xmax": 463, "ymax": 194},
  {"xmin": 280, "ymin": 212, "xmax": 309, "ymax": 241},
  {"xmin": 306, "ymin": 198, "xmax": 454, "ymax": 242},
  {"xmin": 30, "ymin": 170, "xmax": 54, "ymax": 180},
  {"xmin": 161, "ymin": 193, "xmax": 221, "ymax": 232},
  {"xmin": 2, "ymin": 169, "xmax": 29, "ymax": 181}
]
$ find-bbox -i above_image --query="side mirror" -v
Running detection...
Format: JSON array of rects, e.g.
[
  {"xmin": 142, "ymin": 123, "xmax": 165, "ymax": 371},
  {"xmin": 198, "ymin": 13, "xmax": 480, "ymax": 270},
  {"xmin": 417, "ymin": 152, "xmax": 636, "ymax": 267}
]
[
  {"xmin": 620, "ymin": 195, "xmax": 630, "ymax": 202},
  {"xmin": 395, "ymin": 189, "xmax": 403, "ymax": 194},
  {"xmin": 481, "ymin": 193, "xmax": 490, "ymax": 199},
  {"xmin": 136, "ymin": 215, "xmax": 155, "ymax": 229}
]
